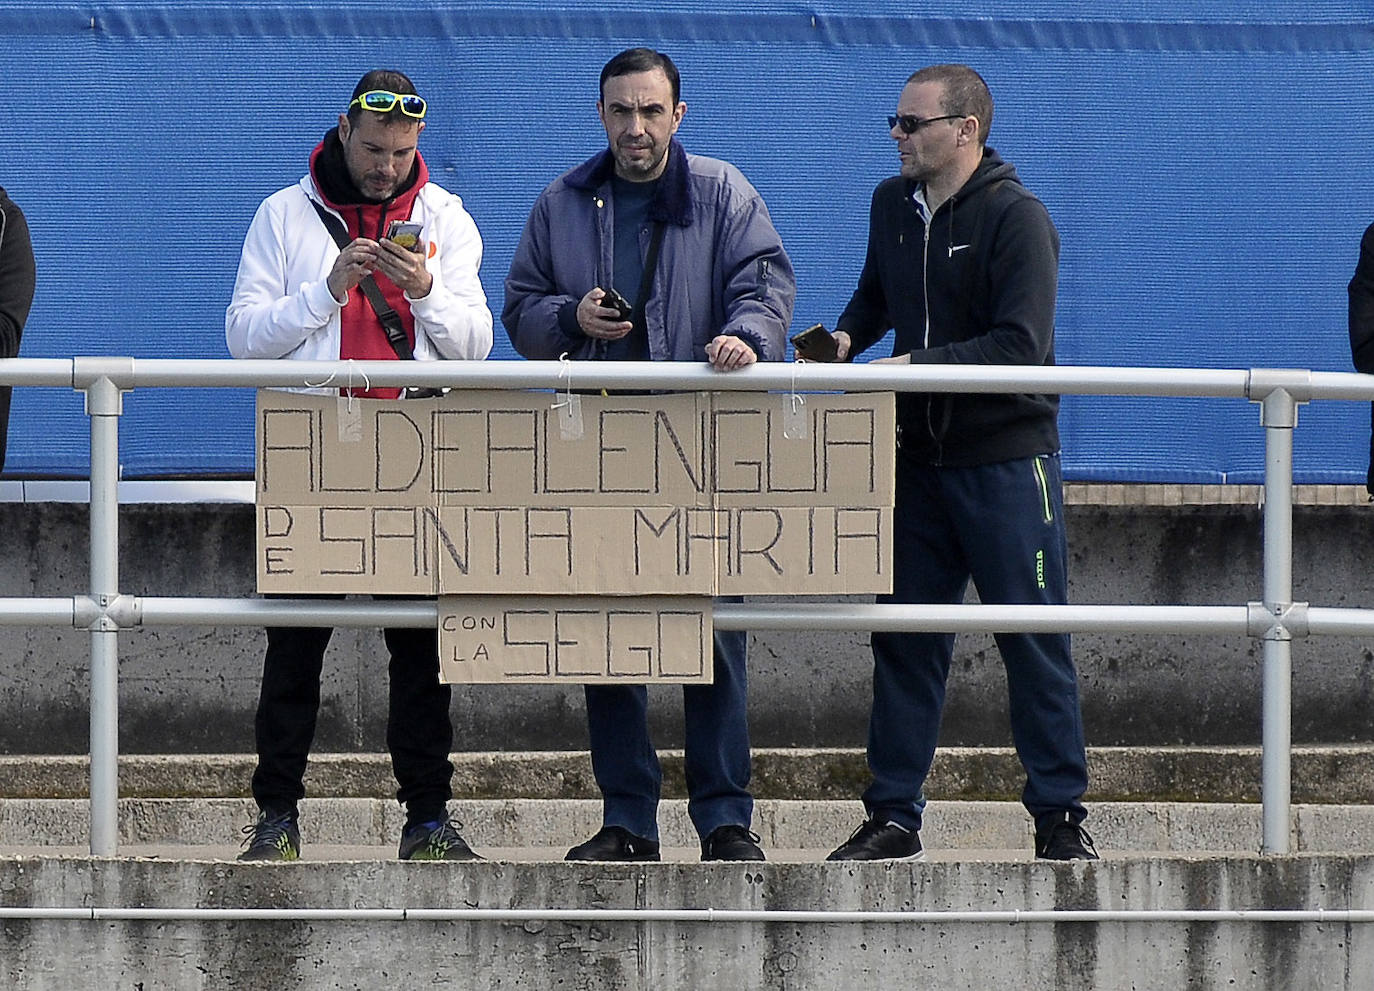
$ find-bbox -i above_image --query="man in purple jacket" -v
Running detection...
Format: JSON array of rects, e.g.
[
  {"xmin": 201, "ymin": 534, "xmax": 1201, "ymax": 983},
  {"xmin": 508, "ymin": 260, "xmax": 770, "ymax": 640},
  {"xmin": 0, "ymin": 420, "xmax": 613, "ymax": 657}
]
[{"xmin": 504, "ymin": 47, "xmax": 795, "ymax": 862}]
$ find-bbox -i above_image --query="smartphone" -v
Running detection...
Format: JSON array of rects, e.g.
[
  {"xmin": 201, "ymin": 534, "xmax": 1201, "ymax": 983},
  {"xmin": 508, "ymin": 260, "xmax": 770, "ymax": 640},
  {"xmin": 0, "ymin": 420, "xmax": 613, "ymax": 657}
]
[
  {"xmin": 790, "ymin": 323, "xmax": 839, "ymax": 362},
  {"xmin": 602, "ymin": 287, "xmax": 634, "ymax": 322},
  {"xmin": 385, "ymin": 220, "xmax": 424, "ymax": 252}
]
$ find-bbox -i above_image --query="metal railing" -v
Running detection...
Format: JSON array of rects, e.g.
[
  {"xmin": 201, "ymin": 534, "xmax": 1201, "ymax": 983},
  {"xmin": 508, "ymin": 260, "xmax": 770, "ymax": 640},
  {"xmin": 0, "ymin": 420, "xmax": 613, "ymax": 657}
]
[{"xmin": 6, "ymin": 356, "xmax": 1374, "ymax": 857}]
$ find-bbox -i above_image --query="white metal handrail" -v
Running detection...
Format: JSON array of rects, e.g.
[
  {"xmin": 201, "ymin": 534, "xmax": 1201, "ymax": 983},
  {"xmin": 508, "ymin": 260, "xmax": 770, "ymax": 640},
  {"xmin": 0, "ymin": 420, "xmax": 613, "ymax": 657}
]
[
  {"xmin": 0, "ymin": 355, "xmax": 1363, "ymax": 856},
  {"xmin": 1, "ymin": 905, "xmax": 1371, "ymax": 926}
]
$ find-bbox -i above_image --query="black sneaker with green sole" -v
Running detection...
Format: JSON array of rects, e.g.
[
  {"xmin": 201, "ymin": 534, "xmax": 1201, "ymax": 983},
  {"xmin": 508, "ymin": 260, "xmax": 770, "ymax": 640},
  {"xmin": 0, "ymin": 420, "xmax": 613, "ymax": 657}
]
[
  {"xmin": 398, "ymin": 817, "xmax": 482, "ymax": 861},
  {"xmin": 238, "ymin": 810, "xmax": 301, "ymax": 862}
]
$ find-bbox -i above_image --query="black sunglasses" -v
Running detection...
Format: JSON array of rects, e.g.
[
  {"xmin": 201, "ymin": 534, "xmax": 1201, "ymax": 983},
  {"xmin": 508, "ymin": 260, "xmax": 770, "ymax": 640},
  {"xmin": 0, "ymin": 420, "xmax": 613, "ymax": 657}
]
[{"xmin": 887, "ymin": 113, "xmax": 965, "ymax": 135}]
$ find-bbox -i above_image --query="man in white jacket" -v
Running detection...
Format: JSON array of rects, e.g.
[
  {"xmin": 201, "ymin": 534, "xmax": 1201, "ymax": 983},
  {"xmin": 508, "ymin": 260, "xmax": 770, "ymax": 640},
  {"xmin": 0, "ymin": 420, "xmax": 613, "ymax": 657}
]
[{"xmin": 225, "ymin": 68, "xmax": 492, "ymax": 861}]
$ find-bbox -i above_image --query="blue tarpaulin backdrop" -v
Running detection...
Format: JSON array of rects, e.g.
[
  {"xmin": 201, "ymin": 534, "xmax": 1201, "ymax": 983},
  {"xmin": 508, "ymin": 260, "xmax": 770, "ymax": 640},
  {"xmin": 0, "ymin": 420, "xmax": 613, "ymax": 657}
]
[{"xmin": 1, "ymin": 1, "xmax": 1371, "ymax": 481}]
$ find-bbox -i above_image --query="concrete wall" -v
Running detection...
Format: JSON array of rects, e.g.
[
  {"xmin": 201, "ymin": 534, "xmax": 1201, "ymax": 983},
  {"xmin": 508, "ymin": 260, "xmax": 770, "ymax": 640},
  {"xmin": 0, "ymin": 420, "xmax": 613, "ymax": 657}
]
[
  {"xmin": 1, "ymin": 501, "xmax": 1372, "ymax": 754},
  {"xmin": 2, "ymin": 856, "xmax": 1372, "ymax": 990}
]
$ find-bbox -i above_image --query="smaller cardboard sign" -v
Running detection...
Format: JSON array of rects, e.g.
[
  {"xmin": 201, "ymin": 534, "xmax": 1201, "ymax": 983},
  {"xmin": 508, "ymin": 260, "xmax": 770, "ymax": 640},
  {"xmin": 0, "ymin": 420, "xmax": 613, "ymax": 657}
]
[{"xmin": 437, "ymin": 595, "xmax": 713, "ymax": 684}]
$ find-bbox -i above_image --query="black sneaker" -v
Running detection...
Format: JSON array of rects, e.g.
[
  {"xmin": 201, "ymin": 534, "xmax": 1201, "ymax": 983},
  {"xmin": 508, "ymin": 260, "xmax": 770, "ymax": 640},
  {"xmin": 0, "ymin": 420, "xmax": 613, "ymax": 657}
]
[
  {"xmin": 826, "ymin": 818, "xmax": 924, "ymax": 862},
  {"xmin": 1035, "ymin": 812, "xmax": 1100, "ymax": 861},
  {"xmin": 701, "ymin": 825, "xmax": 766, "ymax": 862},
  {"xmin": 398, "ymin": 817, "xmax": 482, "ymax": 861},
  {"xmin": 565, "ymin": 826, "xmax": 661, "ymax": 862},
  {"xmin": 238, "ymin": 809, "xmax": 300, "ymax": 862}
]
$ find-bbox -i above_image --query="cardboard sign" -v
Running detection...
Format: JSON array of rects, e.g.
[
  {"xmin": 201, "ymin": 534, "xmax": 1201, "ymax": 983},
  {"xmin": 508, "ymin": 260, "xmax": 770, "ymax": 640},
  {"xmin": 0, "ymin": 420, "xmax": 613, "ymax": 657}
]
[
  {"xmin": 257, "ymin": 503, "xmax": 439, "ymax": 595},
  {"xmin": 255, "ymin": 389, "xmax": 895, "ymax": 597},
  {"xmin": 708, "ymin": 391, "xmax": 894, "ymax": 508},
  {"xmin": 438, "ymin": 596, "xmax": 712, "ymax": 684},
  {"xmin": 434, "ymin": 392, "xmax": 713, "ymax": 508}
]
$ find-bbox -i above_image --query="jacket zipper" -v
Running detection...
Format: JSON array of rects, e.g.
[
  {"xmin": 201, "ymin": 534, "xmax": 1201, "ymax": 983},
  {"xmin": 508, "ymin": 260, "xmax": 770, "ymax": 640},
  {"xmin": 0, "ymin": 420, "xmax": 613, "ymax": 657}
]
[{"xmin": 921, "ymin": 220, "xmax": 932, "ymax": 351}]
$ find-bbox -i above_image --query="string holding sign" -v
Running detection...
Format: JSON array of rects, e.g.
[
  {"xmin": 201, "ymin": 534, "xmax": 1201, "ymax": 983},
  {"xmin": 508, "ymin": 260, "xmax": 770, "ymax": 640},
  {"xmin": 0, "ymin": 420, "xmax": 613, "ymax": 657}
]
[
  {"xmin": 782, "ymin": 359, "xmax": 808, "ymax": 440},
  {"xmin": 552, "ymin": 351, "xmax": 584, "ymax": 440},
  {"xmin": 301, "ymin": 360, "xmax": 371, "ymax": 443}
]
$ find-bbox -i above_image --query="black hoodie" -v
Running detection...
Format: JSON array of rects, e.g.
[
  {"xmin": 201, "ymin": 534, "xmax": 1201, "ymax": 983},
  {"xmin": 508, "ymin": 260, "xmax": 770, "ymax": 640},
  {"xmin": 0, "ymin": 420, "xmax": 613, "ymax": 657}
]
[
  {"xmin": 0, "ymin": 187, "xmax": 34, "ymax": 471},
  {"xmin": 837, "ymin": 148, "xmax": 1060, "ymax": 467}
]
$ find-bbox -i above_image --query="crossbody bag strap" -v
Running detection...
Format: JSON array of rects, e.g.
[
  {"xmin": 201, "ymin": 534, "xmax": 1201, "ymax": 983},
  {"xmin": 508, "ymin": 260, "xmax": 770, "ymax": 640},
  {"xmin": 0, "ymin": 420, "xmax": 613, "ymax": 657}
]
[
  {"xmin": 629, "ymin": 221, "xmax": 667, "ymax": 334},
  {"xmin": 309, "ymin": 198, "xmax": 414, "ymax": 361}
]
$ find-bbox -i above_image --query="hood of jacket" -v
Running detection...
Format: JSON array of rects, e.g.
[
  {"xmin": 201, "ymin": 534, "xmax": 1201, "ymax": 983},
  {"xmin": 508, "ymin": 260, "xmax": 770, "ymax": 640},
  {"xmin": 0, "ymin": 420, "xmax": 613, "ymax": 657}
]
[
  {"xmin": 948, "ymin": 147, "xmax": 1020, "ymax": 202},
  {"xmin": 308, "ymin": 127, "xmax": 428, "ymax": 239},
  {"xmin": 905, "ymin": 147, "xmax": 1021, "ymax": 237}
]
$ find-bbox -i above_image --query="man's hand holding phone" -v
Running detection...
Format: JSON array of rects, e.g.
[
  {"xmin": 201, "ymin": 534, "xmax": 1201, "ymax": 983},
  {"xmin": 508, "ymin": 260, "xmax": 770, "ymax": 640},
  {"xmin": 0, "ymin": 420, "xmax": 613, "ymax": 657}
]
[
  {"xmin": 375, "ymin": 237, "xmax": 432, "ymax": 298},
  {"xmin": 791, "ymin": 323, "xmax": 844, "ymax": 362},
  {"xmin": 326, "ymin": 239, "xmax": 379, "ymax": 302},
  {"xmin": 576, "ymin": 287, "xmax": 634, "ymax": 340},
  {"xmin": 368, "ymin": 219, "xmax": 432, "ymax": 298}
]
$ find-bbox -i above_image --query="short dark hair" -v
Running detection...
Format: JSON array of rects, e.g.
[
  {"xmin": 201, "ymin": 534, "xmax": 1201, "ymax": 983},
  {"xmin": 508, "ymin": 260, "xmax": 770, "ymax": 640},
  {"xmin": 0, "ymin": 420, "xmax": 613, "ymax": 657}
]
[
  {"xmin": 907, "ymin": 64, "xmax": 993, "ymax": 145},
  {"xmin": 600, "ymin": 48, "xmax": 681, "ymax": 104},
  {"xmin": 346, "ymin": 69, "xmax": 420, "ymax": 125}
]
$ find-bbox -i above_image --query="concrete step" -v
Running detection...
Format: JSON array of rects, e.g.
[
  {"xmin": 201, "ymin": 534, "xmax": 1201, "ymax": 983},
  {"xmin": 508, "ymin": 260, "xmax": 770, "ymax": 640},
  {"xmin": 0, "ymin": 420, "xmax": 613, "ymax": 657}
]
[
  {"xmin": 3, "ymin": 745, "xmax": 1374, "ymax": 802},
  {"xmin": 5, "ymin": 852, "xmax": 1373, "ymax": 990},
  {"xmin": 5, "ymin": 748, "xmax": 1373, "ymax": 989},
  {"xmin": 3, "ymin": 796, "xmax": 1373, "ymax": 858}
]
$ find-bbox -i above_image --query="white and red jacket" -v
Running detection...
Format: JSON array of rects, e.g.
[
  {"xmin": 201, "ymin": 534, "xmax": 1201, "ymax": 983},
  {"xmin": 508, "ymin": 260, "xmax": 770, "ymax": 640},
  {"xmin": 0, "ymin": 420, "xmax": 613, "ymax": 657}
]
[{"xmin": 225, "ymin": 141, "xmax": 492, "ymax": 395}]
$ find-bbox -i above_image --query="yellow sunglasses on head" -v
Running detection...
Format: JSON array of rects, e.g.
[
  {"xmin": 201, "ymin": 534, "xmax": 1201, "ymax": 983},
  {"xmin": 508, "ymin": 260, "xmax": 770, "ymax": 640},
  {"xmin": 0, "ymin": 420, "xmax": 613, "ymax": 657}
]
[{"xmin": 349, "ymin": 90, "xmax": 427, "ymax": 120}]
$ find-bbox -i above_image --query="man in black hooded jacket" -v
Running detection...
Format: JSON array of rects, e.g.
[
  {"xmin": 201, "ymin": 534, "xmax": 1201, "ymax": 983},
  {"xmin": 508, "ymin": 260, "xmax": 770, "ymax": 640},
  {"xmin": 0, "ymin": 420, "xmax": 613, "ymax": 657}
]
[
  {"xmin": 823, "ymin": 64, "xmax": 1097, "ymax": 862},
  {"xmin": 0, "ymin": 187, "xmax": 35, "ymax": 470}
]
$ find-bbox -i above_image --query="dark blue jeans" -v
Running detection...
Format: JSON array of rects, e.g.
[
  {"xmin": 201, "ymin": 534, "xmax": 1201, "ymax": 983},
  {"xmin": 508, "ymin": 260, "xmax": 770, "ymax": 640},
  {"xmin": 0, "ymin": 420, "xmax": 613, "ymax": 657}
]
[
  {"xmin": 582, "ymin": 617, "xmax": 752, "ymax": 841},
  {"xmin": 864, "ymin": 453, "xmax": 1089, "ymax": 832}
]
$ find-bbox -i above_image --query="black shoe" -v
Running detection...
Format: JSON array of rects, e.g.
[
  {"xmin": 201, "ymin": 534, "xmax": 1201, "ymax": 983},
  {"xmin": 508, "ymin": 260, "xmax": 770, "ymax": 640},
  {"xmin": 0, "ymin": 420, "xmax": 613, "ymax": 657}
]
[
  {"xmin": 701, "ymin": 824, "xmax": 766, "ymax": 862},
  {"xmin": 238, "ymin": 809, "xmax": 300, "ymax": 862},
  {"xmin": 1035, "ymin": 812, "xmax": 1100, "ymax": 861},
  {"xmin": 826, "ymin": 818, "xmax": 924, "ymax": 862},
  {"xmin": 398, "ymin": 817, "xmax": 482, "ymax": 861},
  {"xmin": 565, "ymin": 826, "xmax": 661, "ymax": 862}
]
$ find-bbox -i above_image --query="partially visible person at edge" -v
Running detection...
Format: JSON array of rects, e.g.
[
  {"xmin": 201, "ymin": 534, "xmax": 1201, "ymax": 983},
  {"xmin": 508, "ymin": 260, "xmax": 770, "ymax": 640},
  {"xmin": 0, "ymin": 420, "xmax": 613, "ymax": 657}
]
[
  {"xmin": 503, "ymin": 47, "xmax": 795, "ymax": 863},
  {"xmin": 0, "ymin": 187, "xmax": 35, "ymax": 471},
  {"xmin": 225, "ymin": 69, "xmax": 493, "ymax": 862},
  {"xmin": 820, "ymin": 64, "xmax": 1098, "ymax": 863},
  {"xmin": 1348, "ymin": 220, "xmax": 1374, "ymax": 497}
]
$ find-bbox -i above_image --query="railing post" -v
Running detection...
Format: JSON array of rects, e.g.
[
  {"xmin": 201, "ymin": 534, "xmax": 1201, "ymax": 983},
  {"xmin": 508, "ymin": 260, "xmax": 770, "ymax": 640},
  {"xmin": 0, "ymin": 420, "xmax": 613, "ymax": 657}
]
[
  {"xmin": 83, "ymin": 372, "xmax": 126, "ymax": 856},
  {"xmin": 1256, "ymin": 381, "xmax": 1300, "ymax": 854}
]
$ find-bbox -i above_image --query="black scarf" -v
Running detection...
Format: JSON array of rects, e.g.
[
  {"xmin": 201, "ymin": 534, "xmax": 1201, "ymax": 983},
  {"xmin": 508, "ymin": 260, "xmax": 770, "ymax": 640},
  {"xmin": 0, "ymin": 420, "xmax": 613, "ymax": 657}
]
[{"xmin": 312, "ymin": 127, "xmax": 419, "ymax": 206}]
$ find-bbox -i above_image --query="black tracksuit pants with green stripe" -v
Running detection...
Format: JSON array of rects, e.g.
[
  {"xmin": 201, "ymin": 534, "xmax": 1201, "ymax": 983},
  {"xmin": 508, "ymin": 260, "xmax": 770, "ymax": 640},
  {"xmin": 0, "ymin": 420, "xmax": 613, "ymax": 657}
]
[{"xmin": 862, "ymin": 449, "xmax": 1090, "ymax": 834}]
